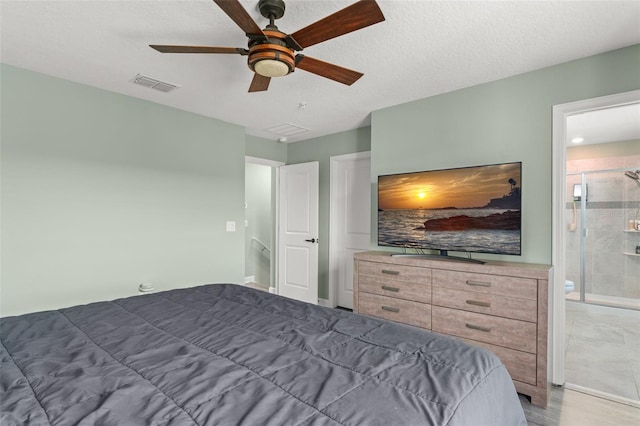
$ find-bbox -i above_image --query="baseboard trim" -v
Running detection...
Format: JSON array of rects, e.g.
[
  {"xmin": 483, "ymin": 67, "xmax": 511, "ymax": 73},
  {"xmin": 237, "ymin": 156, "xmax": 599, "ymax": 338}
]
[
  {"xmin": 244, "ymin": 276, "xmax": 255, "ymax": 284},
  {"xmin": 317, "ymin": 298, "xmax": 331, "ymax": 307}
]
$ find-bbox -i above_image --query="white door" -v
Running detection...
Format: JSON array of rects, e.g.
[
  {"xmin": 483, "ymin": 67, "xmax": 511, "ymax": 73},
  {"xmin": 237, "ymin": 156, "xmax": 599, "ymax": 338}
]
[
  {"xmin": 278, "ymin": 162, "xmax": 319, "ymax": 304},
  {"xmin": 330, "ymin": 152, "xmax": 371, "ymax": 309}
]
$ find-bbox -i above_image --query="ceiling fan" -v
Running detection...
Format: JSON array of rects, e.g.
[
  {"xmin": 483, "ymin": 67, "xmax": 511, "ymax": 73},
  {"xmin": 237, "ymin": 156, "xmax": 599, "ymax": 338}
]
[{"xmin": 150, "ymin": 0, "xmax": 385, "ymax": 92}]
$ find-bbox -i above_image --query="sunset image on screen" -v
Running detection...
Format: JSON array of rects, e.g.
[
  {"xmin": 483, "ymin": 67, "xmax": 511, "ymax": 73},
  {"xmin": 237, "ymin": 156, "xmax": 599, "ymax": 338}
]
[{"xmin": 378, "ymin": 162, "xmax": 521, "ymax": 210}]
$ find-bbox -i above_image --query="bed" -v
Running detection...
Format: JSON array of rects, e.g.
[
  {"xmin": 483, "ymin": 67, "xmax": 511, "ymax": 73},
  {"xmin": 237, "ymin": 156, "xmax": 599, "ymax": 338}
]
[{"xmin": 1, "ymin": 283, "xmax": 527, "ymax": 425}]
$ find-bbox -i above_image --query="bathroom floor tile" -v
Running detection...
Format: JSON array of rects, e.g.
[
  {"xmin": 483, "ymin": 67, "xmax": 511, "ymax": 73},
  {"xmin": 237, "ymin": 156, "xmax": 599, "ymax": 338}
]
[
  {"xmin": 565, "ymin": 303, "xmax": 640, "ymax": 402},
  {"xmin": 565, "ymin": 338, "xmax": 639, "ymax": 400},
  {"xmin": 566, "ymin": 335, "xmax": 630, "ymax": 367},
  {"xmin": 570, "ymin": 318, "xmax": 626, "ymax": 344}
]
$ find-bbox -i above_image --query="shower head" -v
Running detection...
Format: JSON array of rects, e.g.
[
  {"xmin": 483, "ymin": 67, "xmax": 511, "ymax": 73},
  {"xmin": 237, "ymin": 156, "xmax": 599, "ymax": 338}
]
[{"xmin": 625, "ymin": 170, "xmax": 640, "ymax": 181}]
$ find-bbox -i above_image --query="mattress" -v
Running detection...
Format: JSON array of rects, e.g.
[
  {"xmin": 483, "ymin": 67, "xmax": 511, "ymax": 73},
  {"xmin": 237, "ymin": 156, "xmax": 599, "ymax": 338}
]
[{"xmin": 1, "ymin": 283, "xmax": 527, "ymax": 425}]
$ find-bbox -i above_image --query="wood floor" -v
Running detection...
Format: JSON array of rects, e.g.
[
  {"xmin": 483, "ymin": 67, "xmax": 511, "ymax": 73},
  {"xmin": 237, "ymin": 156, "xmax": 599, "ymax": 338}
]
[{"xmin": 520, "ymin": 386, "xmax": 640, "ymax": 425}]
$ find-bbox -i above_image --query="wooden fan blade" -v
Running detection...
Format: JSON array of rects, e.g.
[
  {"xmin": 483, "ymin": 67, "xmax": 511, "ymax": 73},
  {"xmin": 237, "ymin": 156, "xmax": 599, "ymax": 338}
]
[
  {"xmin": 295, "ymin": 55, "xmax": 363, "ymax": 86},
  {"xmin": 213, "ymin": 0, "xmax": 266, "ymax": 38},
  {"xmin": 289, "ymin": 0, "xmax": 384, "ymax": 49},
  {"xmin": 150, "ymin": 45, "xmax": 248, "ymax": 55},
  {"xmin": 249, "ymin": 73, "xmax": 271, "ymax": 92}
]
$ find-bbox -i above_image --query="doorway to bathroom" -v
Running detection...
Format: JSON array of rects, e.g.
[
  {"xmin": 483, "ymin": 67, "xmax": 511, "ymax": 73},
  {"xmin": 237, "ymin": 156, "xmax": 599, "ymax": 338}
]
[
  {"xmin": 553, "ymin": 92, "xmax": 640, "ymax": 407},
  {"xmin": 564, "ymin": 156, "xmax": 640, "ymax": 404}
]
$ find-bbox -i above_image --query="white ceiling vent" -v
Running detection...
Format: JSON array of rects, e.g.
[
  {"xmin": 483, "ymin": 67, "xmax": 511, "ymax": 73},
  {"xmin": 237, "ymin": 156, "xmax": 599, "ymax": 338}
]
[
  {"xmin": 265, "ymin": 123, "xmax": 310, "ymax": 137},
  {"xmin": 131, "ymin": 74, "xmax": 179, "ymax": 93}
]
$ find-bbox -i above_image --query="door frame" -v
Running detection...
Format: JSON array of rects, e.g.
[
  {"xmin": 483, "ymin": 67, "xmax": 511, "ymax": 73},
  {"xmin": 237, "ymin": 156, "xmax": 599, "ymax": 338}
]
[
  {"xmin": 550, "ymin": 89, "xmax": 640, "ymax": 386},
  {"xmin": 245, "ymin": 156, "xmax": 284, "ymax": 294},
  {"xmin": 329, "ymin": 151, "xmax": 371, "ymax": 308}
]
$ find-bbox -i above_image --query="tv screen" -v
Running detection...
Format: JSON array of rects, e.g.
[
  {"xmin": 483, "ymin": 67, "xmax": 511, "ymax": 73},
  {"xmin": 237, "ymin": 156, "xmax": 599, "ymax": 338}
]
[{"xmin": 377, "ymin": 162, "xmax": 521, "ymax": 256}]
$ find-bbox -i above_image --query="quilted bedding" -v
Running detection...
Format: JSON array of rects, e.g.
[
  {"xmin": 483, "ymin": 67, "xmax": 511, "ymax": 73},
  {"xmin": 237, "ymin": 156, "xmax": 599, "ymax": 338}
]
[{"xmin": 1, "ymin": 283, "xmax": 526, "ymax": 425}]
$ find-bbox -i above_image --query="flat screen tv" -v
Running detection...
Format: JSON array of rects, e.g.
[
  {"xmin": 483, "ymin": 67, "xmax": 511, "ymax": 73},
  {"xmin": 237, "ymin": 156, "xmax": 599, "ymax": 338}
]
[{"xmin": 377, "ymin": 162, "xmax": 521, "ymax": 261}]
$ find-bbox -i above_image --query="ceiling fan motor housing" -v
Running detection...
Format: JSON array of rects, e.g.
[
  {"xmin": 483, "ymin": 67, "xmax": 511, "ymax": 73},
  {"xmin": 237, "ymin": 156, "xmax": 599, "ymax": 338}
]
[
  {"xmin": 248, "ymin": 29, "xmax": 295, "ymax": 77},
  {"xmin": 258, "ymin": 0, "xmax": 286, "ymax": 20}
]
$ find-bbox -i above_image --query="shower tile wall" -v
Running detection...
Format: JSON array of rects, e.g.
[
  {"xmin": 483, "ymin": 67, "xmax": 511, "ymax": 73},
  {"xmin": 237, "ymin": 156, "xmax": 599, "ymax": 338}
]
[{"xmin": 566, "ymin": 155, "xmax": 640, "ymax": 302}]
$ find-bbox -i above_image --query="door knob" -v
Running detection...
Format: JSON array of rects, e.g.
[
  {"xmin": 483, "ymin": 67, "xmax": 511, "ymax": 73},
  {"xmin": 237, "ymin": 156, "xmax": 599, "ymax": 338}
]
[{"xmin": 305, "ymin": 238, "xmax": 317, "ymax": 243}]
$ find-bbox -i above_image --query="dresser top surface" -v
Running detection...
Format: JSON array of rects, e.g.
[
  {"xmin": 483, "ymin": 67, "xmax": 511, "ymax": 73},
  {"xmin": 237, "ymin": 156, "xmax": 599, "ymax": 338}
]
[{"xmin": 355, "ymin": 251, "xmax": 552, "ymax": 280}]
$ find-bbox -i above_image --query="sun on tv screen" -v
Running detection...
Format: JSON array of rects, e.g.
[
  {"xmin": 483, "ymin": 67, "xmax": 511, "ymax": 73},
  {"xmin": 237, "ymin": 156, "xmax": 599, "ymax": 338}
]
[{"xmin": 377, "ymin": 162, "xmax": 522, "ymax": 257}]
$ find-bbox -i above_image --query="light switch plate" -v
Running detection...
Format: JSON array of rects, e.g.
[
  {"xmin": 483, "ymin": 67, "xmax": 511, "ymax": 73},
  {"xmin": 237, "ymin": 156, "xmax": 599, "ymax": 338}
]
[{"xmin": 226, "ymin": 221, "xmax": 236, "ymax": 232}]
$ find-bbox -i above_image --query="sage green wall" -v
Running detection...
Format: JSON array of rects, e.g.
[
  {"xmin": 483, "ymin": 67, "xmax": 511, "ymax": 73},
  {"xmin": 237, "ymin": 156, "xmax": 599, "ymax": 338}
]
[
  {"xmin": 371, "ymin": 45, "xmax": 640, "ymax": 265},
  {"xmin": 245, "ymin": 135, "xmax": 287, "ymax": 163},
  {"xmin": 1, "ymin": 64, "xmax": 246, "ymax": 316},
  {"xmin": 287, "ymin": 127, "xmax": 371, "ymax": 299}
]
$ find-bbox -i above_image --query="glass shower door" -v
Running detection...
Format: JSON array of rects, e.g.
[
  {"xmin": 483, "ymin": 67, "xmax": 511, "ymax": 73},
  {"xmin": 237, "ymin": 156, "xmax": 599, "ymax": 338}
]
[
  {"xmin": 564, "ymin": 172, "xmax": 582, "ymax": 302},
  {"xmin": 582, "ymin": 171, "xmax": 619, "ymax": 305},
  {"xmin": 577, "ymin": 169, "xmax": 640, "ymax": 309}
]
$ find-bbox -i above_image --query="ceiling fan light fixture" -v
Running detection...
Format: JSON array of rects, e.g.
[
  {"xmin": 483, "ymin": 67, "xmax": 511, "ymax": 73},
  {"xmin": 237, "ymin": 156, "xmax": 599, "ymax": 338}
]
[
  {"xmin": 254, "ymin": 59, "xmax": 290, "ymax": 77},
  {"xmin": 248, "ymin": 42, "xmax": 295, "ymax": 77}
]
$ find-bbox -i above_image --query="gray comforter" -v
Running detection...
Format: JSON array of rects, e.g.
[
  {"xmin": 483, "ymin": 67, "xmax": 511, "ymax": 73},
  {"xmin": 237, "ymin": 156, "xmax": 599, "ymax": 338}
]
[{"xmin": 1, "ymin": 284, "xmax": 527, "ymax": 425}]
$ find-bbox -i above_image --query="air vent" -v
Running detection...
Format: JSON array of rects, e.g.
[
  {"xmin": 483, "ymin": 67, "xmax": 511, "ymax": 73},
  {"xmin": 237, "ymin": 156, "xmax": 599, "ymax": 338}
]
[
  {"xmin": 131, "ymin": 74, "xmax": 179, "ymax": 93},
  {"xmin": 266, "ymin": 123, "xmax": 310, "ymax": 137}
]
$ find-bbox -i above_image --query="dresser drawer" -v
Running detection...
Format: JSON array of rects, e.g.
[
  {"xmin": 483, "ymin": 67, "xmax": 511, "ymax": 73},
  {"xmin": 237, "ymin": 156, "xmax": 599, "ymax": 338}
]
[
  {"xmin": 358, "ymin": 292, "xmax": 431, "ymax": 329},
  {"xmin": 359, "ymin": 275, "xmax": 431, "ymax": 303},
  {"xmin": 432, "ymin": 269, "xmax": 537, "ymax": 300},
  {"xmin": 431, "ymin": 306, "xmax": 536, "ymax": 353},
  {"xmin": 457, "ymin": 337, "xmax": 537, "ymax": 385},
  {"xmin": 432, "ymin": 286, "xmax": 536, "ymax": 322},
  {"xmin": 358, "ymin": 261, "xmax": 431, "ymax": 284}
]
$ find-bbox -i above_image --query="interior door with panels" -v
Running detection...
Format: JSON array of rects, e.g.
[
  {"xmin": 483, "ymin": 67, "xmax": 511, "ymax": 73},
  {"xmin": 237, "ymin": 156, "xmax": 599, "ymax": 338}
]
[
  {"xmin": 278, "ymin": 162, "xmax": 319, "ymax": 304},
  {"xmin": 331, "ymin": 152, "xmax": 371, "ymax": 309}
]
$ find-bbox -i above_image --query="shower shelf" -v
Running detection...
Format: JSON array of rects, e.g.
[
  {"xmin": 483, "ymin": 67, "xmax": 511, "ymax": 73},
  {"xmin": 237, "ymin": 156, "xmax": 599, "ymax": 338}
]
[
  {"xmin": 623, "ymin": 230, "xmax": 640, "ymax": 232},
  {"xmin": 623, "ymin": 252, "xmax": 640, "ymax": 257}
]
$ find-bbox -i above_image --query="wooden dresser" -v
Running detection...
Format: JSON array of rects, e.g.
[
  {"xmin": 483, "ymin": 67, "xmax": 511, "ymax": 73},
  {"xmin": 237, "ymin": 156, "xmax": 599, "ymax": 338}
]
[{"xmin": 353, "ymin": 251, "xmax": 552, "ymax": 408}]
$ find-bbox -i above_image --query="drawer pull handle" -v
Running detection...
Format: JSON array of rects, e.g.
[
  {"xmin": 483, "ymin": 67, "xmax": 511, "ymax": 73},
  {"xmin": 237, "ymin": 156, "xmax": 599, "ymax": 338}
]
[
  {"xmin": 381, "ymin": 269, "xmax": 400, "ymax": 275},
  {"xmin": 381, "ymin": 285, "xmax": 400, "ymax": 292},
  {"xmin": 466, "ymin": 299, "xmax": 491, "ymax": 308},
  {"xmin": 466, "ymin": 280, "xmax": 491, "ymax": 287},
  {"xmin": 465, "ymin": 323, "xmax": 491, "ymax": 333},
  {"xmin": 381, "ymin": 306, "xmax": 400, "ymax": 313}
]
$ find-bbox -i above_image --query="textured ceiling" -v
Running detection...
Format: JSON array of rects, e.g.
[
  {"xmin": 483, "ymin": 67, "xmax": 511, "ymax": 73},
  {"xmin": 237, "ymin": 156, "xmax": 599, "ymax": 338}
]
[{"xmin": 2, "ymin": 0, "xmax": 640, "ymax": 143}]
